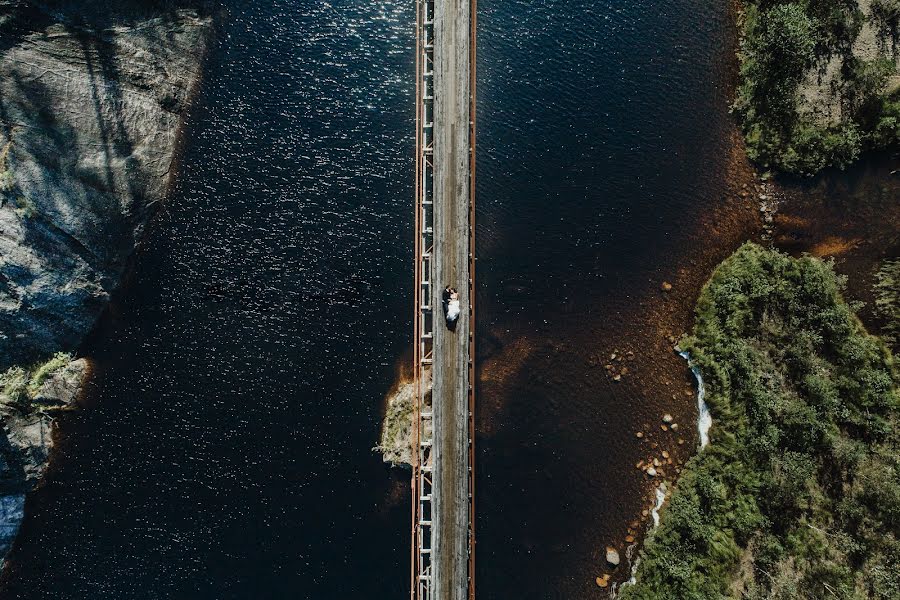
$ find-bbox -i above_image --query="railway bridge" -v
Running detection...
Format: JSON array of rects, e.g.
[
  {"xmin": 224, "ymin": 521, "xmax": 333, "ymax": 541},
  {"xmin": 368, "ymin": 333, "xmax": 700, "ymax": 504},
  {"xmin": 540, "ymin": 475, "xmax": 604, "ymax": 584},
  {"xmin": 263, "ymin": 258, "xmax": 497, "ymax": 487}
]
[{"xmin": 411, "ymin": 0, "xmax": 476, "ymax": 599}]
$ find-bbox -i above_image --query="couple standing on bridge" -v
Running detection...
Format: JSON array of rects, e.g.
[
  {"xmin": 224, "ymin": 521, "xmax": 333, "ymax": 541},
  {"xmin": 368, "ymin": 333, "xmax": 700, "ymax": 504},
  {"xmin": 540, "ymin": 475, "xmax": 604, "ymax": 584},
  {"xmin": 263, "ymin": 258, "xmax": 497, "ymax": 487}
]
[{"xmin": 442, "ymin": 285, "xmax": 461, "ymax": 331}]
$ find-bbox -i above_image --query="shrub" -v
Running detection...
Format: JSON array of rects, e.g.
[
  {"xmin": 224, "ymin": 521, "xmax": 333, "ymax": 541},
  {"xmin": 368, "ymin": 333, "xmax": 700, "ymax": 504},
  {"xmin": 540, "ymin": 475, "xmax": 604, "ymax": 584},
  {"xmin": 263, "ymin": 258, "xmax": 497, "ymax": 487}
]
[
  {"xmin": 0, "ymin": 353, "xmax": 73, "ymax": 409},
  {"xmin": 872, "ymin": 99, "xmax": 900, "ymax": 145},
  {"xmin": 0, "ymin": 366, "xmax": 28, "ymax": 406},
  {"xmin": 26, "ymin": 352, "xmax": 72, "ymax": 397}
]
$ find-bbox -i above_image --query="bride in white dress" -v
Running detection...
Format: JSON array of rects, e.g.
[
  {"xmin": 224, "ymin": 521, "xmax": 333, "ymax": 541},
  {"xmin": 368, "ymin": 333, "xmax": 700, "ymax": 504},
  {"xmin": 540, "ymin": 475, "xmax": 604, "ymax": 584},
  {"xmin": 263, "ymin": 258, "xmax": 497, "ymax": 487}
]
[{"xmin": 446, "ymin": 290, "xmax": 460, "ymax": 322}]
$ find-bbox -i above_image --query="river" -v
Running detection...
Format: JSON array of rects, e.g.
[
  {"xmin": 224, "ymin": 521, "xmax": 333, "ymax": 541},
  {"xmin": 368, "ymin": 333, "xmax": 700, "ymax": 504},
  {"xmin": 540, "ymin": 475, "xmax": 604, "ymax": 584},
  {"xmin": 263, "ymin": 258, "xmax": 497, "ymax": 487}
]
[
  {"xmin": 2, "ymin": 0, "xmax": 762, "ymax": 598},
  {"xmin": 473, "ymin": 0, "xmax": 759, "ymax": 597}
]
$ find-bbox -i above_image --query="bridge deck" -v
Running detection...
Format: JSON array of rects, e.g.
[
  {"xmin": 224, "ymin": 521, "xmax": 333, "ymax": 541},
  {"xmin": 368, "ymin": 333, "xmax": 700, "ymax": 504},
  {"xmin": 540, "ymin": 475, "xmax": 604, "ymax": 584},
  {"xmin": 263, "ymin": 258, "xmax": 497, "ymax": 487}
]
[
  {"xmin": 411, "ymin": 0, "xmax": 474, "ymax": 599},
  {"xmin": 431, "ymin": 0, "xmax": 472, "ymax": 598}
]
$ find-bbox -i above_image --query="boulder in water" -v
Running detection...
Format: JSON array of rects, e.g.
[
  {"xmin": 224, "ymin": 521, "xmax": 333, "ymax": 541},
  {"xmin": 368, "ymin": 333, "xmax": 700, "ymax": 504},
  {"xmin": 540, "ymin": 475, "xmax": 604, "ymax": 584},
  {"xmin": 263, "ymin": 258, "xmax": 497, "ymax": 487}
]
[{"xmin": 605, "ymin": 547, "xmax": 620, "ymax": 567}]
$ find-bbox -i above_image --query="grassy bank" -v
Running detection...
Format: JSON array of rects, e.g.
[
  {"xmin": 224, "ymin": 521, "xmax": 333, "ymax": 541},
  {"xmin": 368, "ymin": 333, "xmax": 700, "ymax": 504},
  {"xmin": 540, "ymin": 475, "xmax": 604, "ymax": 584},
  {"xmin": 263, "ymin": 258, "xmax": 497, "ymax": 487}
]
[
  {"xmin": 0, "ymin": 352, "xmax": 75, "ymax": 410},
  {"xmin": 622, "ymin": 244, "xmax": 899, "ymax": 599},
  {"xmin": 735, "ymin": 0, "xmax": 900, "ymax": 175}
]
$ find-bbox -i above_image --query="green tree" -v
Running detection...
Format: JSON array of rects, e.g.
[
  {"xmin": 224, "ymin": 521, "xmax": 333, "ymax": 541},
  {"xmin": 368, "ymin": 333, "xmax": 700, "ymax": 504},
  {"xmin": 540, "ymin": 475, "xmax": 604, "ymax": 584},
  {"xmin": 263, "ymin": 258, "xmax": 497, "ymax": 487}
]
[
  {"xmin": 871, "ymin": 0, "xmax": 900, "ymax": 33},
  {"xmin": 874, "ymin": 259, "xmax": 900, "ymax": 348},
  {"xmin": 740, "ymin": 4, "xmax": 818, "ymax": 148}
]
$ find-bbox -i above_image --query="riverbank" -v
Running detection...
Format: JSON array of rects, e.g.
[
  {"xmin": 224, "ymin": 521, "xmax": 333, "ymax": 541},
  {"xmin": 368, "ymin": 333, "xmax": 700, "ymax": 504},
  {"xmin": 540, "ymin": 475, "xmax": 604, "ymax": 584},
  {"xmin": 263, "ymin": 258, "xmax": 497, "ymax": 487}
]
[
  {"xmin": 608, "ymin": 4, "xmax": 900, "ymax": 592},
  {"xmin": 0, "ymin": 0, "xmax": 211, "ymax": 564},
  {"xmin": 772, "ymin": 155, "xmax": 900, "ymax": 340},
  {"xmin": 622, "ymin": 243, "xmax": 899, "ymax": 599}
]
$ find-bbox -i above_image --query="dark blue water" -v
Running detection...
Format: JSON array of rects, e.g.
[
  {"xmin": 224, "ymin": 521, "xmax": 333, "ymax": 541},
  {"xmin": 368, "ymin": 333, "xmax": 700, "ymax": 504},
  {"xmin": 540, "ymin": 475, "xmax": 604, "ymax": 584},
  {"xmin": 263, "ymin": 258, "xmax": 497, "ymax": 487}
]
[
  {"xmin": 2, "ymin": 2, "xmax": 415, "ymax": 598},
  {"xmin": 0, "ymin": 0, "xmax": 752, "ymax": 598}
]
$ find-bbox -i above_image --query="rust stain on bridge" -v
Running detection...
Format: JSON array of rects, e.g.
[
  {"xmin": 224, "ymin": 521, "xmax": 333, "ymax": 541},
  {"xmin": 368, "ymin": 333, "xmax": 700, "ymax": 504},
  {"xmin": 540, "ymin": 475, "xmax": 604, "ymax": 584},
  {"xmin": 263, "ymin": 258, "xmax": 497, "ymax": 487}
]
[{"xmin": 411, "ymin": 0, "xmax": 476, "ymax": 599}]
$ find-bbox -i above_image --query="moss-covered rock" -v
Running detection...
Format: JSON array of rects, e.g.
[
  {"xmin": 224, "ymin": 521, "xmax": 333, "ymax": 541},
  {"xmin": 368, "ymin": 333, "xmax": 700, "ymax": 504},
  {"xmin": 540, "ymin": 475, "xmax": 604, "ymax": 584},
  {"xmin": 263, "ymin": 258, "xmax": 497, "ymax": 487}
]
[
  {"xmin": 376, "ymin": 380, "xmax": 416, "ymax": 467},
  {"xmin": 0, "ymin": 353, "xmax": 87, "ymax": 559}
]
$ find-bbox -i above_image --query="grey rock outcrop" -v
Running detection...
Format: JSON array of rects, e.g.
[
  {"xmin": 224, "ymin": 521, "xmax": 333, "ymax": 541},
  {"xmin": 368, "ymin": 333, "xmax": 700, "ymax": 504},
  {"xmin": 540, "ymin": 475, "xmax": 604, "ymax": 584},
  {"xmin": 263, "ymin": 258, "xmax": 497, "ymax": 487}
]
[
  {"xmin": 1, "ymin": 357, "xmax": 87, "ymax": 490},
  {"xmin": 0, "ymin": 1, "xmax": 212, "ymax": 368},
  {"xmin": 0, "ymin": 0, "xmax": 212, "ymax": 562},
  {"xmin": 0, "ymin": 356, "xmax": 86, "ymax": 557}
]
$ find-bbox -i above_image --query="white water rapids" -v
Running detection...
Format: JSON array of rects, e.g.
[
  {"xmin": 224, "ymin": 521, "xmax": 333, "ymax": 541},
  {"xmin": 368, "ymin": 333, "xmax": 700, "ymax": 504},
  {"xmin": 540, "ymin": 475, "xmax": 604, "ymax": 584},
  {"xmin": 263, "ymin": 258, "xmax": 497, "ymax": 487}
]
[{"xmin": 679, "ymin": 350, "xmax": 711, "ymax": 449}]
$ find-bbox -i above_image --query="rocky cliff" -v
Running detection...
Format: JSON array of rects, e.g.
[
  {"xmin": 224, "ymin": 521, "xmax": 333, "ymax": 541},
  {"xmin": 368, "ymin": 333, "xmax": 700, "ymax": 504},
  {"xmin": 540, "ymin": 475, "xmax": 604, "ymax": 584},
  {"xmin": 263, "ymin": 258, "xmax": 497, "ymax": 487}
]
[
  {"xmin": 0, "ymin": 0, "xmax": 212, "ymax": 365},
  {"xmin": 0, "ymin": 0, "xmax": 212, "ymax": 561}
]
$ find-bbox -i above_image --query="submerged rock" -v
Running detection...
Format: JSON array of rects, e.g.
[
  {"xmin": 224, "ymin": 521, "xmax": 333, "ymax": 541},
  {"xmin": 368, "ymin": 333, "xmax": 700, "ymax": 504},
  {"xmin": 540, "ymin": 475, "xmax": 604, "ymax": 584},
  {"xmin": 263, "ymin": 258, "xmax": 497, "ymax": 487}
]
[
  {"xmin": 606, "ymin": 546, "xmax": 621, "ymax": 567},
  {"xmin": 0, "ymin": 495, "xmax": 24, "ymax": 559}
]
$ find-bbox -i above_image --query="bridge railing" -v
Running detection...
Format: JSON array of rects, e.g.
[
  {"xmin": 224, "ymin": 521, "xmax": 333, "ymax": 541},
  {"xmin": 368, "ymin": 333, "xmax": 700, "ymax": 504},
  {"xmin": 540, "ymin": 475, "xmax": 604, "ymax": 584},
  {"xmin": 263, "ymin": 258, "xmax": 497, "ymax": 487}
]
[{"xmin": 412, "ymin": 1, "xmax": 436, "ymax": 599}]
